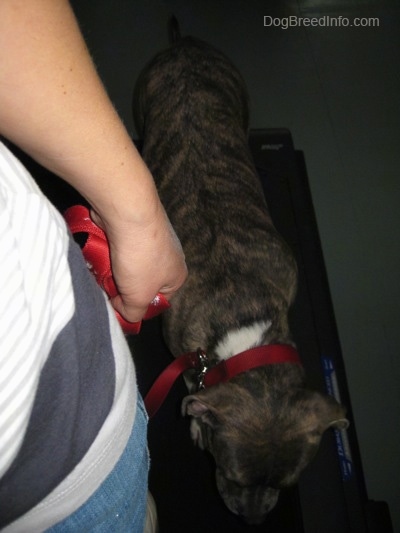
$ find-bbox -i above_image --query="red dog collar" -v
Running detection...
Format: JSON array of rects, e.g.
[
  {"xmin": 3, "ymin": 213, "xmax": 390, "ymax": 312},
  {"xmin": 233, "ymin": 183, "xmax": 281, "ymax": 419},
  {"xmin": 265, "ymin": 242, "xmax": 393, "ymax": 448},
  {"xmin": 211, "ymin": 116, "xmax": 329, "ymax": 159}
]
[
  {"xmin": 202, "ymin": 344, "xmax": 301, "ymax": 387},
  {"xmin": 144, "ymin": 344, "xmax": 301, "ymax": 417},
  {"xmin": 64, "ymin": 205, "xmax": 170, "ymax": 334}
]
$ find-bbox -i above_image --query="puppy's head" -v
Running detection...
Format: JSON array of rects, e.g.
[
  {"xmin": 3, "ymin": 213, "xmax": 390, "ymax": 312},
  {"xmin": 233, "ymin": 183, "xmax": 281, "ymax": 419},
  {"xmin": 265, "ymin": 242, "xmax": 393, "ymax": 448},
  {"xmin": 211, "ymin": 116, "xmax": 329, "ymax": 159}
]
[{"xmin": 182, "ymin": 377, "xmax": 348, "ymax": 525}]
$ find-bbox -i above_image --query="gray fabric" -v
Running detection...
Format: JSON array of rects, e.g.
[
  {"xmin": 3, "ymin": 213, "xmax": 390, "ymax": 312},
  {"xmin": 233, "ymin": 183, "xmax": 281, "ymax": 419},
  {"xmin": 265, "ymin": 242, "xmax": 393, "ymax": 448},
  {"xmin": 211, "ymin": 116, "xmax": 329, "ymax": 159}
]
[{"xmin": 0, "ymin": 237, "xmax": 116, "ymax": 527}]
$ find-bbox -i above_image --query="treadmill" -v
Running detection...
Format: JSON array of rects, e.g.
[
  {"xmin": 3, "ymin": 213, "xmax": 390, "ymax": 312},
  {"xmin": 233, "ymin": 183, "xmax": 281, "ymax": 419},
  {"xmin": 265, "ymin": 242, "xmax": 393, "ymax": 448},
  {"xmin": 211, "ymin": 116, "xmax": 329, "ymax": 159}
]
[{"xmin": 4, "ymin": 129, "xmax": 393, "ymax": 533}]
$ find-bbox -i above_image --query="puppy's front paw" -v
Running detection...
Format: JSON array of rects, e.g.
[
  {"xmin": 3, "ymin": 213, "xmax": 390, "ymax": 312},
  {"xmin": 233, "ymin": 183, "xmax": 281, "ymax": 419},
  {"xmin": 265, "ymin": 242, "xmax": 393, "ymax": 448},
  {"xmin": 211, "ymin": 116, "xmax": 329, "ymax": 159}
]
[{"xmin": 190, "ymin": 418, "xmax": 205, "ymax": 449}]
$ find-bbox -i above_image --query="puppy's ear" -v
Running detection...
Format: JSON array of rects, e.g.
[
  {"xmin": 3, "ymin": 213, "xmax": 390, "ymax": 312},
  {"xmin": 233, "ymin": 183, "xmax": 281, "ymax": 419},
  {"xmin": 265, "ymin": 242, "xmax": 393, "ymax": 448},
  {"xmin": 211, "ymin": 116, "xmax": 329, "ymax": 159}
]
[
  {"xmin": 322, "ymin": 393, "xmax": 349, "ymax": 430},
  {"xmin": 307, "ymin": 391, "xmax": 350, "ymax": 431},
  {"xmin": 182, "ymin": 393, "xmax": 221, "ymax": 428}
]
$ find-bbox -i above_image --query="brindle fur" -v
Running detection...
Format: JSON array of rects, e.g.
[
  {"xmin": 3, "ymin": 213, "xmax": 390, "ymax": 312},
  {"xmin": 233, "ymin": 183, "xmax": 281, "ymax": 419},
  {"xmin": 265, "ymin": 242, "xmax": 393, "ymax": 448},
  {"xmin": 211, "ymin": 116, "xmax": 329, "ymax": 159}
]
[{"xmin": 134, "ymin": 28, "xmax": 348, "ymax": 525}]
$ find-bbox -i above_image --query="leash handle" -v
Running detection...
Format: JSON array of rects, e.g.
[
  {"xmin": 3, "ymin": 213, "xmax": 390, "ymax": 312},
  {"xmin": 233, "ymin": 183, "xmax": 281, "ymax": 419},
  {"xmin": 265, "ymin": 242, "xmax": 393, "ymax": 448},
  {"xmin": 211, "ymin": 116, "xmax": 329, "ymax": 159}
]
[{"xmin": 64, "ymin": 205, "xmax": 170, "ymax": 334}]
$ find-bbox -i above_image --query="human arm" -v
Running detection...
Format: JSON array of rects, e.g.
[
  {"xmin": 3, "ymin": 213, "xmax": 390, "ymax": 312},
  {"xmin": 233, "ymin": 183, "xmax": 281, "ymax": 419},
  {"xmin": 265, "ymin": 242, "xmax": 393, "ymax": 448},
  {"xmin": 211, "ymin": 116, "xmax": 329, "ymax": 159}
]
[{"xmin": 0, "ymin": 0, "xmax": 187, "ymax": 321}]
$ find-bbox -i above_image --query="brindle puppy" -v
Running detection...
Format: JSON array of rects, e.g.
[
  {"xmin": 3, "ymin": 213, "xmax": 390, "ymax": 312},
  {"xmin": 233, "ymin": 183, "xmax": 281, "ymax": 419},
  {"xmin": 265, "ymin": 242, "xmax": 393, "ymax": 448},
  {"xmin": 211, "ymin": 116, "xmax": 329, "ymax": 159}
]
[{"xmin": 134, "ymin": 26, "xmax": 348, "ymax": 525}]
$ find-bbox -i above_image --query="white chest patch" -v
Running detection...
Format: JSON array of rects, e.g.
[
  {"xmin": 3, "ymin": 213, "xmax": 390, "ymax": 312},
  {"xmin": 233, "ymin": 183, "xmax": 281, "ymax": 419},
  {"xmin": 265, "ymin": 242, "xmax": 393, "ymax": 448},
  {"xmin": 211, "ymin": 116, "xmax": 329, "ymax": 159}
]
[{"xmin": 215, "ymin": 320, "xmax": 272, "ymax": 361}]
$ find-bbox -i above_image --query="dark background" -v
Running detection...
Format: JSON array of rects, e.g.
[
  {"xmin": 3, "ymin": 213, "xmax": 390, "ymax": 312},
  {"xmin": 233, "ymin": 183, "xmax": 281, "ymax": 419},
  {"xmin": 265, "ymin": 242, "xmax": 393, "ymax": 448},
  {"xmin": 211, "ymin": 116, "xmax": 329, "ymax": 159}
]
[{"xmin": 64, "ymin": 1, "xmax": 399, "ymax": 531}]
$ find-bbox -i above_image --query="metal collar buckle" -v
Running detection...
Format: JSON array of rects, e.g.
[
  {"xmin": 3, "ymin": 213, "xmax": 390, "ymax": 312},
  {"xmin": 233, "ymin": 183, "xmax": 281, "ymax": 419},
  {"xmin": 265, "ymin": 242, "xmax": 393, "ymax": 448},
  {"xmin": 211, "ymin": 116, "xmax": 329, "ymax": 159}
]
[{"xmin": 196, "ymin": 348, "xmax": 209, "ymax": 390}]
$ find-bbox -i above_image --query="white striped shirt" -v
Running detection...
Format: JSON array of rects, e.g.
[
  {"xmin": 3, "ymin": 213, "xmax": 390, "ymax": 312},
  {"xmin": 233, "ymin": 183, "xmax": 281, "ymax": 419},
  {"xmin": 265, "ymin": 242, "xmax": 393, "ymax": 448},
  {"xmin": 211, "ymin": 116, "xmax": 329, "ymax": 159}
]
[
  {"xmin": 0, "ymin": 141, "xmax": 137, "ymax": 531},
  {"xmin": 0, "ymin": 144, "xmax": 74, "ymax": 477}
]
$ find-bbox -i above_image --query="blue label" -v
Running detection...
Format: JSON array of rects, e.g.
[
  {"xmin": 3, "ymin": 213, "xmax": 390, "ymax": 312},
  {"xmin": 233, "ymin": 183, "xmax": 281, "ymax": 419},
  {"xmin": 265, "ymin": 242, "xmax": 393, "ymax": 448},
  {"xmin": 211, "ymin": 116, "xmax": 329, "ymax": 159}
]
[{"xmin": 321, "ymin": 355, "xmax": 353, "ymax": 481}]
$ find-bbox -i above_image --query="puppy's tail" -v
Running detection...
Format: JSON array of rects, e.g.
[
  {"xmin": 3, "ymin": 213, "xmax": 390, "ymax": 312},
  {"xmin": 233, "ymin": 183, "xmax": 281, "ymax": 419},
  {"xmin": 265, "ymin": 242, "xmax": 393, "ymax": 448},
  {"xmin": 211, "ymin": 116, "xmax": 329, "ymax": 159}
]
[{"xmin": 168, "ymin": 15, "xmax": 182, "ymax": 44}]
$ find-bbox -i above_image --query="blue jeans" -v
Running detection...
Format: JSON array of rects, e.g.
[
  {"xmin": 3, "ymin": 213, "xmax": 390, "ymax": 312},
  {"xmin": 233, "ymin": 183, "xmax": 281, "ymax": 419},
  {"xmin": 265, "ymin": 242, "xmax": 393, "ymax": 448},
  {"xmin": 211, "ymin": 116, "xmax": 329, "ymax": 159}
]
[{"xmin": 46, "ymin": 396, "xmax": 149, "ymax": 533}]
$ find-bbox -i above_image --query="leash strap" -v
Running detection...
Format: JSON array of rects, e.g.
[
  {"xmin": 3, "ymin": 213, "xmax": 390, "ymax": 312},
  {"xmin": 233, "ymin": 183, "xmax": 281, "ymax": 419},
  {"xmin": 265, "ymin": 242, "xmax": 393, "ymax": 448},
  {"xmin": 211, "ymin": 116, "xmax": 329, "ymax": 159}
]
[
  {"xmin": 144, "ymin": 352, "xmax": 201, "ymax": 418},
  {"xmin": 144, "ymin": 344, "xmax": 301, "ymax": 418},
  {"xmin": 64, "ymin": 205, "xmax": 170, "ymax": 334}
]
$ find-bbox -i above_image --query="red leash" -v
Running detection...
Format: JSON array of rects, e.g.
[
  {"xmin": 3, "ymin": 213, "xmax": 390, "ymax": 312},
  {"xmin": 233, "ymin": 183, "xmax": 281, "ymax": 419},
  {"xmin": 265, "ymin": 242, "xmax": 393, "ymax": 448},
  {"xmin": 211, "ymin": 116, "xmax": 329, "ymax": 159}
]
[
  {"xmin": 64, "ymin": 205, "xmax": 170, "ymax": 334},
  {"xmin": 64, "ymin": 206, "xmax": 301, "ymax": 419},
  {"xmin": 144, "ymin": 344, "xmax": 301, "ymax": 417}
]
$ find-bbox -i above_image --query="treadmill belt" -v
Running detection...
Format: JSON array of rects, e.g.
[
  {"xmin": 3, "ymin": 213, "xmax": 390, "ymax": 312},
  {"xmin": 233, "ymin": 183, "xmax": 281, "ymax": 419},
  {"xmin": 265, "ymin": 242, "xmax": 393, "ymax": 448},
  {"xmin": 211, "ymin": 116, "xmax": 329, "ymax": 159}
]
[{"xmin": 130, "ymin": 129, "xmax": 387, "ymax": 533}]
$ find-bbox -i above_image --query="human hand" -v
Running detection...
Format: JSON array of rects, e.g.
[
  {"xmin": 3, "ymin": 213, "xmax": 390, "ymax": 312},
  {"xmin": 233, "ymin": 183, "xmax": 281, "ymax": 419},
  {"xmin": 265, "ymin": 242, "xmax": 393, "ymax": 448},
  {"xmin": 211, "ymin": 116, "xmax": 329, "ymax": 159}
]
[
  {"xmin": 91, "ymin": 202, "xmax": 187, "ymax": 324},
  {"xmin": 0, "ymin": 0, "xmax": 187, "ymax": 324}
]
